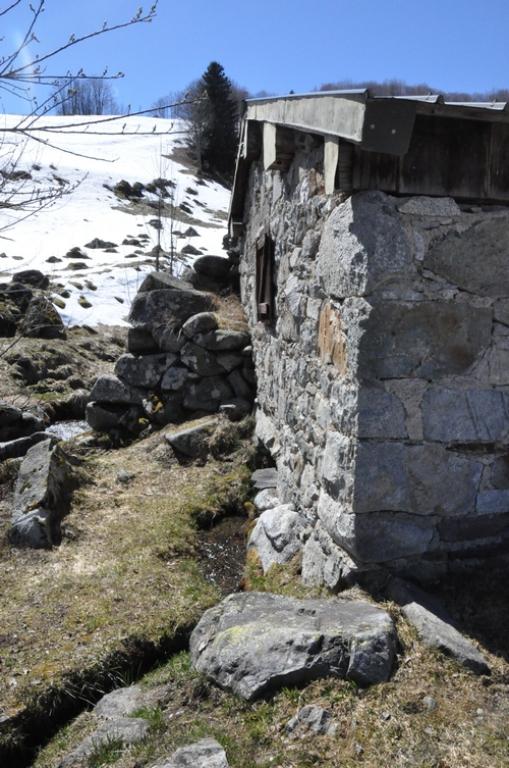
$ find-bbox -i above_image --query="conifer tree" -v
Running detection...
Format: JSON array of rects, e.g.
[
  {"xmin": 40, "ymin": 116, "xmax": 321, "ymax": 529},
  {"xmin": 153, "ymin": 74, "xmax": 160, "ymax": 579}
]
[{"xmin": 200, "ymin": 61, "xmax": 239, "ymax": 182}]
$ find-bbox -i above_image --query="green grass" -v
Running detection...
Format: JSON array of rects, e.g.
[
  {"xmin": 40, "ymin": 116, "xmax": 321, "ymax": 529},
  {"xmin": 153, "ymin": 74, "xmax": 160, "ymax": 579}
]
[{"xmin": 0, "ymin": 427, "xmax": 253, "ymax": 759}]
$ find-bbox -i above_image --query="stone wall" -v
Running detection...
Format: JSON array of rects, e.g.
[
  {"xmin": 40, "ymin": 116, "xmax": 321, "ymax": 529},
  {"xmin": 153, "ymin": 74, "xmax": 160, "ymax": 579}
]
[
  {"xmin": 86, "ymin": 264, "xmax": 255, "ymax": 435},
  {"xmin": 238, "ymin": 145, "xmax": 509, "ymax": 584}
]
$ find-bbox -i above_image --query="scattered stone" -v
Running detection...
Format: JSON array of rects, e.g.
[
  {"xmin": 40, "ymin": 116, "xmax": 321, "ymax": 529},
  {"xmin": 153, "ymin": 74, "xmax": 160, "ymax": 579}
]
[
  {"xmin": 190, "ymin": 592, "xmax": 397, "ymax": 699},
  {"xmin": 422, "ymin": 695, "xmax": 437, "ymax": 711},
  {"xmin": 116, "ymin": 470, "xmax": 135, "ymax": 485},
  {"xmin": 66, "ymin": 261, "xmax": 89, "ymax": 271},
  {"xmin": 78, "ymin": 296, "xmax": 92, "ymax": 309},
  {"xmin": 9, "ymin": 439, "xmax": 74, "ymax": 548},
  {"xmin": 181, "ymin": 244, "xmax": 202, "ymax": 256},
  {"xmin": 21, "ymin": 296, "xmax": 66, "ymax": 339},
  {"xmin": 46, "ymin": 256, "xmax": 62, "ymax": 264},
  {"xmin": 60, "ymin": 718, "xmax": 149, "ymax": 767},
  {"xmin": 160, "ymin": 738, "xmax": 229, "ymax": 768},
  {"xmin": 65, "ymin": 247, "xmax": 89, "ymax": 260},
  {"xmin": 12, "ymin": 269, "xmax": 49, "ymax": 289},
  {"xmin": 85, "ymin": 237, "xmax": 118, "ymax": 249},
  {"xmin": 388, "ymin": 578, "xmax": 490, "ymax": 675},
  {"xmin": 94, "ymin": 683, "xmax": 167, "ymax": 719},
  {"xmin": 286, "ymin": 705, "xmax": 338, "ymax": 738},
  {"xmin": 165, "ymin": 418, "xmax": 218, "ymax": 459},
  {"xmin": 248, "ymin": 504, "xmax": 303, "ymax": 571},
  {"xmin": 402, "ymin": 601, "xmax": 490, "ymax": 675},
  {"xmin": 184, "ymin": 226, "xmax": 200, "ymax": 237}
]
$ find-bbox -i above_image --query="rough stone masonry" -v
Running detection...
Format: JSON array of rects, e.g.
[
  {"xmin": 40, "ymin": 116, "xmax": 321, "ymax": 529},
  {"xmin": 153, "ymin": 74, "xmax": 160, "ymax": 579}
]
[{"xmin": 236, "ymin": 144, "xmax": 509, "ymax": 585}]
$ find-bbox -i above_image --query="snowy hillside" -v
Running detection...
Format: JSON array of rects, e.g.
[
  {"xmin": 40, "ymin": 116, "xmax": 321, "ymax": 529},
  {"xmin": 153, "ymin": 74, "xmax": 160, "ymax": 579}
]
[{"xmin": 0, "ymin": 115, "xmax": 230, "ymax": 326}]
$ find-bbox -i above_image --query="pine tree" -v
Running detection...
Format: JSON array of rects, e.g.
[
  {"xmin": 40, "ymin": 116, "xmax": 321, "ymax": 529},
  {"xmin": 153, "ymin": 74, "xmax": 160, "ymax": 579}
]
[{"xmin": 200, "ymin": 62, "xmax": 239, "ymax": 182}]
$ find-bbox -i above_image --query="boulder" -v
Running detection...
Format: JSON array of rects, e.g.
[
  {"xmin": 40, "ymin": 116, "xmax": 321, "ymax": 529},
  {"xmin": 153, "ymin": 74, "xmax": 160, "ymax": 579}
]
[
  {"xmin": 190, "ymin": 592, "xmax": 397, "ymax": 700},
  {"xmin": 89, "ymin": 374, "xmax": 143, "ymax": 405},
  {"xmin": 182, "ymin": 311, "xmax": 219, "ymax": 338},
  {"xmin": 161, "ymin": 365, "xmax": 190, "ymax": 391},
  {"xmin": 194, "ymin": 329, "xmax": 250, "ymax": 352},
  {"xmin": 194, "ymin": 255, "xmax": 231, "ymax": 280},
  {"xmin": 0, "ymin": 302, "xmax": 17, "ymax": 337},
  {"xmin": 165, "ymin": 418, "xmax": 218, "ymax": 459},
  {"xmin": 183, "ymin": 377, "xmax": 233, "ymax": 412},
  {"xmin": 0, "ymin": 432, "xmax": 48, "ymax": 461},
  {"xmin": 129, "ymin": 287, "xmax": 216, "ymax": 330},
  {"xmin": 247, "ymin": 504, "xmax": 304, "ymax": 571},
  {"xmin": 115, "ymin": 353, "xmax": 175, "ymax": 388},
  {"xmin": 227, "ymin": 369, "xmax": 252, "ymax": 400},
  {"xmin": 152, "ymin": 324, "xmax": 186, "ymax": 353},
  {"xmin": 217, "ymin": 352, "xmax": 243, "ymax": 372},
  {"xmin": 21, "ymin": 296, "xmax": 66, "ymax": 339},
  {"xmin": 9, "ymin": 439, "xmax": 74, "ymax": 548},
  {"xmin": 160, "ymin": 738, "xmax": 229, "ymax": 768},
  {"xmin": 12, "ymin": 269, "xmax": 49, "ymax": 289},
  {"xmin": 137, "ymin": 271, "xmax": 193, "ymax": 293},
  {"xmin": 403, "ymin": 602, "xmax": 490, "ymax": 675},
  {"xmin": 127, "ymin": 326, "xmax": 159, "ymax": 354},
  {"xmin": 0, "ymin": 401, "xmax": 45, "ymax": 434},
  {"xmin": 180, "ymin": 341, "xmax": 224, "ymax": 377},
  {"xmin": 5, "ymin": 281, "xmax": 33, "ymax": 311},
  {"xmin": 86, "ymin": 402, "xmax": 128, "ymax": 432}
]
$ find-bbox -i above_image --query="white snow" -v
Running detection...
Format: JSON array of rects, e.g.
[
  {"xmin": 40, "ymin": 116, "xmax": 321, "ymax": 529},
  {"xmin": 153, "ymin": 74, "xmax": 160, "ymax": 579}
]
[{"xmin": 0, "ymin": 114, "xmax": 230, "ymax": 326}]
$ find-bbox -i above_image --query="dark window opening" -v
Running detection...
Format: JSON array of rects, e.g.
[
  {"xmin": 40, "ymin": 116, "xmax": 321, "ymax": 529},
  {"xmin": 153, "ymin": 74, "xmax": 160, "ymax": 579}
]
[{"xmin": 256, "ymin": 235, "xmax": 276, "ymax": 324}]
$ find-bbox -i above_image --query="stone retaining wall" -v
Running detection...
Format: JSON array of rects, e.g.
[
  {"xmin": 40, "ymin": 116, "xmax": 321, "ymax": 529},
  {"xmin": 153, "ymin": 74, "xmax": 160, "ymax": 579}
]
[
  {"xmin": 86, "ymin": 265, "xmax": 255, "ymax": 435},
  {"xmin": 237, "ymin": 146, "xmax": 509, "ymax": 583}
]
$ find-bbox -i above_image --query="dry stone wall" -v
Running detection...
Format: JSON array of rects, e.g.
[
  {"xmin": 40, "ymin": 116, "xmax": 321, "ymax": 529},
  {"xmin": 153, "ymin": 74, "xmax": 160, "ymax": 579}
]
[
  {"xmin": 238, "ymin": 146, "xmax": 509, "ymax": 584},
  {"xmin": 86, "ymin": 264, "xmax": 255, "ymax": 435}
]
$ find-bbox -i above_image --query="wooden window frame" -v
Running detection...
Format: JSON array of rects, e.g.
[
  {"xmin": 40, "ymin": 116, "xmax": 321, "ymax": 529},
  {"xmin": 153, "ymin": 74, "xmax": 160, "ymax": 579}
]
[{"xmin": 256, "ymin": 235, "xmax": 276, "ymax": 325}]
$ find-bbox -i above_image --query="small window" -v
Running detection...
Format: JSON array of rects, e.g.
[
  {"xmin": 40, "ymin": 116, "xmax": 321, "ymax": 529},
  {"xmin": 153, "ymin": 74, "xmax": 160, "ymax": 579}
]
[{"xmin": 256, "ymin": 236, "xmax": 276, "ymax": 324}]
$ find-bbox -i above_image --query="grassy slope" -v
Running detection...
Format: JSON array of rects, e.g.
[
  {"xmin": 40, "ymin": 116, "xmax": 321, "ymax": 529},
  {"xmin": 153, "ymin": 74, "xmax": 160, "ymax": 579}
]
[{"xmin": 0, "ymin": 425, "xmax": 251, "ymax": 727}]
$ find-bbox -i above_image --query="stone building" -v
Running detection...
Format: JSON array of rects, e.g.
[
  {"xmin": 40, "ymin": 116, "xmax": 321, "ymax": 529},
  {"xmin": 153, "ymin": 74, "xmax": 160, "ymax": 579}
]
[{"xmin": 228, "ymin": 90, "xmax": 509, "ymax": 585}]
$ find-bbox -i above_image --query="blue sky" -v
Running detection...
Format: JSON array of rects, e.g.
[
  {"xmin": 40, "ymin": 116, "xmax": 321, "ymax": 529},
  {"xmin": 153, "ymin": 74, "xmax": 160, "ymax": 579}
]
[{"xmin": 2, "ymin": 0, "xmax": 509, "ymax": 114}]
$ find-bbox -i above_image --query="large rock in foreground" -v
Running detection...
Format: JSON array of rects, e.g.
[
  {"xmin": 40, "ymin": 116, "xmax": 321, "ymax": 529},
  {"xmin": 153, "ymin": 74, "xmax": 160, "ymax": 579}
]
[
  {"xmin": 9, "ymin": 438, "xmax": 75, "ymax": 548},
  {"xmin": 190, "ymin": 592, "xmax": 397, "ymax": 700},
  {"xmin": 160, "ymin": 738, "xmax": 229, "ymax": 768}
]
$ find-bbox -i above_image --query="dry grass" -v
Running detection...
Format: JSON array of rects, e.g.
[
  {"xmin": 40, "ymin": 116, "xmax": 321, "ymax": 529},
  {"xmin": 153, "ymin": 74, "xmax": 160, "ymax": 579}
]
[
  {"xmin": 32, "ymin": 555, "xmax": 509, "ymax": 768},
  {"xmin": 0, "ymin": 428, "xmax": 251, "ymax": 723}
]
